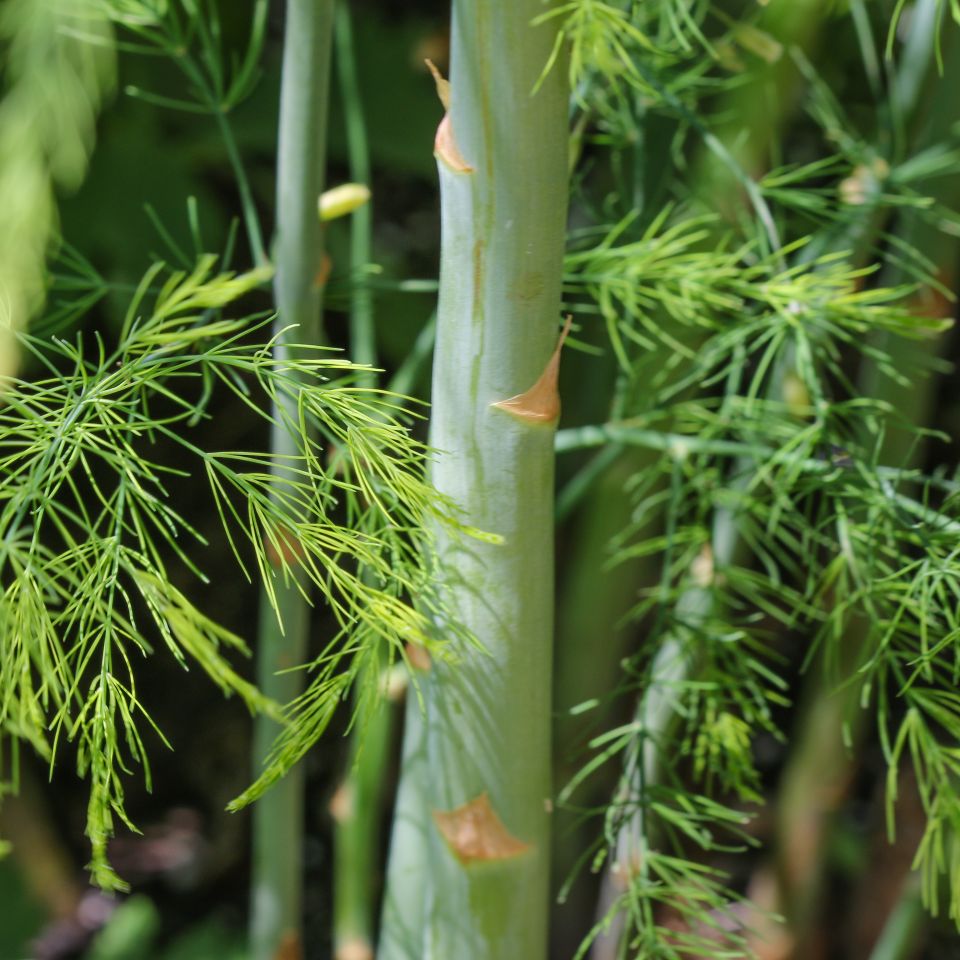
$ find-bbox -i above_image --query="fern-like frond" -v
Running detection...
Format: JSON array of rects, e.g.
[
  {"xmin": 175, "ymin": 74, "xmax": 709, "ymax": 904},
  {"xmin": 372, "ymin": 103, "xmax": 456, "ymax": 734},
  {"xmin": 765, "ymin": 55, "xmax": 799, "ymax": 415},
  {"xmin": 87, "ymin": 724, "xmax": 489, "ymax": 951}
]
[{"xmin": 0, "ymin": 257, "xmax": 450, "ymax": 885}]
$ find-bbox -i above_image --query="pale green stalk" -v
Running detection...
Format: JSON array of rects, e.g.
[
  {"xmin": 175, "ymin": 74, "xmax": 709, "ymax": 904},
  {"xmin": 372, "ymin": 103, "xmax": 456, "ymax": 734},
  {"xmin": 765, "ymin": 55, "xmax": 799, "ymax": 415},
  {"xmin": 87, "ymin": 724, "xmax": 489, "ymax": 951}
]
[
  {"xmin": 379, "ymin": 4, "xmax": 569, "ymax": 957},
  {"xmin": 588, "ymin": 460, "xmax": 724, "ymax": 960},
  {"xmin": 250, "ymin": 2, "xmax": 335, "ymax": 958}
]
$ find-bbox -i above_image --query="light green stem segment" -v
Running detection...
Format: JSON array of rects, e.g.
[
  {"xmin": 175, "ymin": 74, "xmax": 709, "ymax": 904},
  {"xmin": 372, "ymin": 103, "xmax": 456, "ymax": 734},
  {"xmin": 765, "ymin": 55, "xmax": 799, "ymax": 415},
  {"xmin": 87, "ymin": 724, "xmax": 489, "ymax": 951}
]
[
  {"xmin": 250, "ymin": 1, "xmax": 335, "ymax": 958},
  {"xmin": 331, "ymin": 7, "xmax": 385, "ymax": 959},
  {"xmin": 332, "ymin": 694, "xmax": 394, "ymax": 960},
  {"xmin": 335, "ymin": 4, "xmax": 375, "ymax": 376},
  {"xmin": 379, "ymin": 3, "xmax": 569, "ymax": 958}
]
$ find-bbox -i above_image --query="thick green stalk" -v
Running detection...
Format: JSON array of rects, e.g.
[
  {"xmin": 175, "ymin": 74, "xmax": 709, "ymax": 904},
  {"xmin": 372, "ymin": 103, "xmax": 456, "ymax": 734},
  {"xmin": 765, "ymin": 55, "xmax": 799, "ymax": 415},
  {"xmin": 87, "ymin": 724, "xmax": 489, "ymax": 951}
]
[
  {"xmin": 250, "ymin": 2, "xmax": 334, "ymax": 958},
  {"xmin": 379, "ymin": 5, "xmax": 569, "ymax": 957}
]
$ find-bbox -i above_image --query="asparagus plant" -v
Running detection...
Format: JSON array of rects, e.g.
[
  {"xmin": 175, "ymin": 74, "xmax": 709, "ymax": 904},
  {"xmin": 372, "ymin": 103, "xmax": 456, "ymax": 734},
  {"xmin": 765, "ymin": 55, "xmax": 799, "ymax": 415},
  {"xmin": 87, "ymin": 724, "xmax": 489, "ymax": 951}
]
[
  {"xmin": 549, "ymin": 4, "xmax": 960, "ymax": 956},
  {"xmin": 6, "ymin": 4, "xmax": 960, "ymax": 958},
  {"xmin": 774, "ymin": 9, "xmax": 960, "ymax": 950}
]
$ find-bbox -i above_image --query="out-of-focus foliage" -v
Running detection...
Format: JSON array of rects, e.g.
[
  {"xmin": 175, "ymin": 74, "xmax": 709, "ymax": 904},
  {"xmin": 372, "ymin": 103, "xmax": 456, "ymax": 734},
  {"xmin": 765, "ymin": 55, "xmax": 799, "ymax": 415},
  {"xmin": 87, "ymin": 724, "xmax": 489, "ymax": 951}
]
[
  {"xmin": 86, "ymin": 895, "xmax": 248, "ymax": 960},
  {"xmin": 0, "ymin": 0, "xmax": 114, "ymax": 377}
]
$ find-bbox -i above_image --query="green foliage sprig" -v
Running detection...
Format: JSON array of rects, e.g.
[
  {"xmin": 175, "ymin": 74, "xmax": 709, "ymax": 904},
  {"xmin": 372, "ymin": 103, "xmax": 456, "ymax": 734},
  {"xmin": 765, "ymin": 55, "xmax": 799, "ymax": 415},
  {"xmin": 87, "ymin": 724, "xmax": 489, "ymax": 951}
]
[
  {"xmin": 0, "ymin": 258, "xmax": 447, "ymax": 887},
  {"xmin": 557, "ymin": 18, "xmax": 960, "ymax": 934},
  {"xmin": 560, "ymin": 202, "xmax": 960, "ymax": 948}
]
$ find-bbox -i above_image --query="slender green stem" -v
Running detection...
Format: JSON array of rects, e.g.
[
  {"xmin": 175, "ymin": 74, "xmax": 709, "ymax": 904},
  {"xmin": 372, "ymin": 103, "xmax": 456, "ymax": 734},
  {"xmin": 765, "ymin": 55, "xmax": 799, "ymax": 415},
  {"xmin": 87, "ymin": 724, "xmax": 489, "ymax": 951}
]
[
  {"xmin": 214, "ymin": 108, "xmax": 268, "ymax": 267},
  {"xmin": 379, "ymin": 4, "xmax": 569, "ymax": 956},
  {"xmin": 330, "ymin": 8, "xmax": 386, "ymax": 959},
  {"xmin": 336, "ymin": 4, "xmax": 374, "ymax": 375},
  {"xmin": 164, "ymin": 40, "xmax": 268, "ymax": 267},
  {"xmin": 250, "ymin": 2, "xmax": 335, "ymax": 959},
  {"xmin": 331, "ymin": 689, "xmax": 395, "ymax": 960},
  {"xmin": 589, "ymin": 461, "xmax": 718, "ymax": 960}
]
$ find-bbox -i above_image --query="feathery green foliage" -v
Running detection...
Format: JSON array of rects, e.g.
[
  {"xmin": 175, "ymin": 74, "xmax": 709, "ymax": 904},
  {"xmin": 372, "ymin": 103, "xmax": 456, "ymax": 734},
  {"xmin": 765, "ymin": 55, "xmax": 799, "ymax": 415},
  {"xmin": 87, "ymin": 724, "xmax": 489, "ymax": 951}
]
[{"xmin": 0, "ymin": 256, "xmax": 448, "ymax": 887}]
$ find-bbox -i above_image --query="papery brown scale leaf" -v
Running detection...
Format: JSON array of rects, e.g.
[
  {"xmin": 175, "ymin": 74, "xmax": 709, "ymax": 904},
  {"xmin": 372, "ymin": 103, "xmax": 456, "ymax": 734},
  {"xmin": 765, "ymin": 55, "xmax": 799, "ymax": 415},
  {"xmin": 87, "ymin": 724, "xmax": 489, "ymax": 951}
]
[
  {"xmin": 491, "ymin": 314, "xmax": 572, "ymax": 424},
  {"xmin": 432, "ymin": 793, "xmax": 531, "ymax": 865}
]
